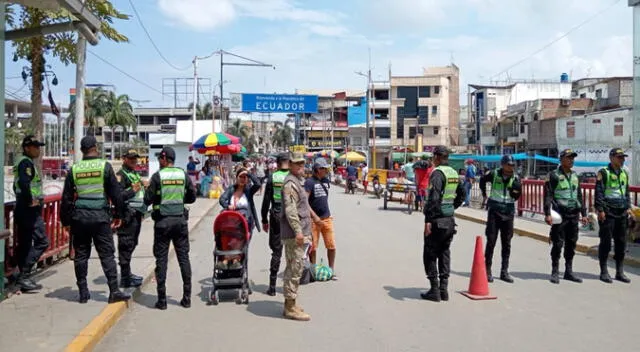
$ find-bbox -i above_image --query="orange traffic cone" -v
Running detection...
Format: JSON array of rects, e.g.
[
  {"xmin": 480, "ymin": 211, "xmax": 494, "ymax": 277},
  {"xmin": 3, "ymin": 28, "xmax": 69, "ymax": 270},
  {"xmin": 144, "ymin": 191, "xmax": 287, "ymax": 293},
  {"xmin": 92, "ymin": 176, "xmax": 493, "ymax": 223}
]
[{"xmin": 460, "ymin": 236, "xmax": 497, "ymax": 300}]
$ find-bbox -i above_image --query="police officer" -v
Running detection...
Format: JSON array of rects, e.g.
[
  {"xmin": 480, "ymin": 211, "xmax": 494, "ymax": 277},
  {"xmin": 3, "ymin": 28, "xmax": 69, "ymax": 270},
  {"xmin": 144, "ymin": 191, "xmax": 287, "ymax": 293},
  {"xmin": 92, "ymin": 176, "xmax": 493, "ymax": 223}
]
[
  {"xmin": 544, "ymin": 149, "xmax": 587, "ymax": 284},
  {"xmin": 479, "ymin": 155, "xmax": 522, "ymax": 283},
  {"xmin": 422, "ymin": 146, "xmax": 465, "ymax": 302},
  {"xmin": 144, "ymin": 147, "xmax": 197, "ymax": 310},
  {"xmin": 280, "ymin": 152, "xmax": 312, "ymax": 321},
  {"xmin": 595, "ymin": 148, "xmax": 632, "ymax": 284},
  {"xmin": 13, "ymin": 135, "xmax": 49, "ymax": 292},
  {"xmin": 260, "ymin": 153, "xmax": 290, "ymax": 296},
  {"xmin": 60, "ymin": 136, "xmax": 130, "ymax": 304},
  {"xmin": 115, "ymin": 149, "xmax": 148, "ymax": 288}
]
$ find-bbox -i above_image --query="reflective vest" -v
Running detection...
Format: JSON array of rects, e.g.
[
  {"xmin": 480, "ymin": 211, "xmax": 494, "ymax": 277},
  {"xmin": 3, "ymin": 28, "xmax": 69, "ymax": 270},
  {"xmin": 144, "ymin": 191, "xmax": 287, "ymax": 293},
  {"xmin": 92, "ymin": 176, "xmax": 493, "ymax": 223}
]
[
  {"xmin": 488, "ymin": 169, "xmax": 516, "ymax": 213},
  {"xmin": 154, "ymin": 167, "xmax": 186, "ymax": 216},
  {"xmin": 13, "ymin": 155, "xmax": 43, "ymax": 201},
  {"xmin": 553, "ymin": 169, "xmax": 581, "ymax": 209},
  {"xmin": 434, "ymin": 165, "xmax": 459, "ymax": 217},
  {"xmin": 120, "ymin": 168, "xmax": 147, "ymax": 213},
  {"xmin": 601, "ymin": 167, "xmax": 628, "ymax": 209},
  {"xmin": 72, "ymin": 159, "xmax": 108, "ymax": 209},
  {"xmin": 272, "ymin": 170, "xmax": 288, "ymax": 203}
]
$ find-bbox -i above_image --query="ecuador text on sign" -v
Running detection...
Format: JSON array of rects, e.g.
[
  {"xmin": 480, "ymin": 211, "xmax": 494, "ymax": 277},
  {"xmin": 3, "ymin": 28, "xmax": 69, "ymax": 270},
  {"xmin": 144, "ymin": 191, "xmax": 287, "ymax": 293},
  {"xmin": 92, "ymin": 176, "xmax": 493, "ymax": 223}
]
[{"xmin": 241, "ymin": 94, "xmax": 318, "ymax": 113}]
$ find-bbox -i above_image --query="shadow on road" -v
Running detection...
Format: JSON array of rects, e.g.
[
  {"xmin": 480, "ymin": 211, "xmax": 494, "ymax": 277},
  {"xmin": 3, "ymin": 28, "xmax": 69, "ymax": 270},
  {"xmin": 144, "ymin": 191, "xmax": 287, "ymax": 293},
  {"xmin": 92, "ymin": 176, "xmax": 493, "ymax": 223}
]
[
  {"xmin": 133, "ymin": 290, "xmax": 180, "ymax": 309},
  {"xmin": 382, "ymin": 285, "xmax": 423, "ymax": 301},
  {"xmin": 450, "ymin": 270, "xmax": 471, "ymax": 279},
  {"xmin": 246, "ymin": 300, "xmax": 284, "ymax": 318},
  {"xmin": 45, "ymin": 286, "xmax": 109, "ymax": 303},
  {"xmin": 510, "ymin": 271, "xmax": 601, "ymax": 281}
]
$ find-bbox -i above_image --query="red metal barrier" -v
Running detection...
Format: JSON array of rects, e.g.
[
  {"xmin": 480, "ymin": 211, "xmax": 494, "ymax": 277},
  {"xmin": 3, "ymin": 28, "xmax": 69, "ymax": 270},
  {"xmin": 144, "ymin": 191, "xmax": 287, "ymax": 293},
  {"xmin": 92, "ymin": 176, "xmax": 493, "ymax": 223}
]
[
  {"xmin": 4, "ymin": 195, "xmax": 69, "ymax": 277},
  {"xmin": 515, "ymin": 180, "xmax": 640, "ymax": 216}
]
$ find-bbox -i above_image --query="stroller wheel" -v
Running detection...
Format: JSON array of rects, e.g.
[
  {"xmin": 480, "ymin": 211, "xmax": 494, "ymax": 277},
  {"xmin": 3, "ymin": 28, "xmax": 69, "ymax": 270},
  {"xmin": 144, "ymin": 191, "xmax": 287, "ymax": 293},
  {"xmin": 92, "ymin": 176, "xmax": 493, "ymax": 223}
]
[
  {"xmin": 235, "ymin": 290, "xmax": 243, "ymax": 305},
  {"xmin": 210, "ymin": 290, "xmax": 219, "ymax": 306},
  {"xmin": 242, "ymin": 292, "xmax": 249, "ymax": 305}
]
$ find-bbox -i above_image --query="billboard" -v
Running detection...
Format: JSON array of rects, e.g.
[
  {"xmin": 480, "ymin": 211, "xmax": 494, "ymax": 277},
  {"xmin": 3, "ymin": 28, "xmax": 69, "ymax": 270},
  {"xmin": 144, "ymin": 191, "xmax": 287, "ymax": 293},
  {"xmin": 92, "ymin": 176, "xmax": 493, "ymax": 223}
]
[
  {"xmin": 347, "ymin": 97, "xmax": 367, "ymax": 126},
  {"xmin": 230, "ymin": 93, "xmax": 318, "ymax": 113}
]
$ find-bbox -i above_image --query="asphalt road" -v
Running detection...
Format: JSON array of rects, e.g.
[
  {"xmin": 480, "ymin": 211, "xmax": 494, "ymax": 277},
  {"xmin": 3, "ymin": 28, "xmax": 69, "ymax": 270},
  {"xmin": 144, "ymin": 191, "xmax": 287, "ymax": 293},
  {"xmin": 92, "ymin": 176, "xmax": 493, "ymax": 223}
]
[{"xmin": 96, "ymin": 187, "xmax": 640, "ymax": 352}]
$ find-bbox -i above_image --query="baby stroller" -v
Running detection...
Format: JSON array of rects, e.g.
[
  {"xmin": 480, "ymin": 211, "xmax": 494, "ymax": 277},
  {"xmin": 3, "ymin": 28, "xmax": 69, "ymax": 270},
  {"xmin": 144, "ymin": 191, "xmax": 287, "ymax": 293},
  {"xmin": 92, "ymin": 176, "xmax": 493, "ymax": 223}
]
[{"xmin": 209, "ymin": 210, "xmax": 251, "ymax": 305}]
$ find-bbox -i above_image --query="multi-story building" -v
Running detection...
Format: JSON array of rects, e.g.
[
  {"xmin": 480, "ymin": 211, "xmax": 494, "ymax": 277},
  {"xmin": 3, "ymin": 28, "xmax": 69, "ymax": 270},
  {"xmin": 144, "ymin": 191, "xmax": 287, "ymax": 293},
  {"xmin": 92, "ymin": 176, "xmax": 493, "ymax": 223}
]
[
  {"xmin": 468, "ymin": 79, "xmax": 572, "ymax": 154},
  {"xmin": 390, "ymin": 65, "xmax": 460, "ymax": 152},
  {"xmin": 571, "ymin": 77, "xmax": 632, "ymax": 111}
]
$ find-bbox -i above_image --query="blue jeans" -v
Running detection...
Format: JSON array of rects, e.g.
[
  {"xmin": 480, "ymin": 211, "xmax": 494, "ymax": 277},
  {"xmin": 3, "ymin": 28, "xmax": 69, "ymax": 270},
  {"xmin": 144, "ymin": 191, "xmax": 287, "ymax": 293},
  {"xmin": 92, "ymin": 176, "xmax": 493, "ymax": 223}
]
[{"xmin": 464, "ymin": 181, "xmax": 472, "ymax": 205}]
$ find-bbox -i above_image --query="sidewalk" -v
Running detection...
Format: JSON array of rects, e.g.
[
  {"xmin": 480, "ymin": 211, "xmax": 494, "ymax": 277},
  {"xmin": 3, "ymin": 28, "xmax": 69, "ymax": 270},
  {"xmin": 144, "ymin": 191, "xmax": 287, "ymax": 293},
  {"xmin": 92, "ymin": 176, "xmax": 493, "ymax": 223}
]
[
  {"xmin": 335, "ymin": 179, "xmax": 640, "ymax": 267},
  {"xmin": 0, "ymin": 198, "xmax": 219, "ymax": 352}
]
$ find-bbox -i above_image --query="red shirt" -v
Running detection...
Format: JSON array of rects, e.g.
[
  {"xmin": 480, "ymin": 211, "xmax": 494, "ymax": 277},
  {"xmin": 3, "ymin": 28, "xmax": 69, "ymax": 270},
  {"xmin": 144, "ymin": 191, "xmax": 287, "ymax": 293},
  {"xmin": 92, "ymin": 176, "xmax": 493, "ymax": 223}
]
[{"xmin": 415, "ymin": 166, "xmax": 434, "ymax": 192}]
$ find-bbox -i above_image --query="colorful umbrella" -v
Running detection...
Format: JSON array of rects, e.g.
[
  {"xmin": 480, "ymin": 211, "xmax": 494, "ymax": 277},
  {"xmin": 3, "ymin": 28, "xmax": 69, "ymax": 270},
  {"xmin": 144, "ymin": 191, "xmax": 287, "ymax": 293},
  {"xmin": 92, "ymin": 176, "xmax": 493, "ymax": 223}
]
[
  {"xmin": 317, "ymin": 150, "xmax": 339, "ymax": 158},
  {"xmin": 337, "ymin": 151, "xmax": 366, "ymax": 162},
  {"xmin": 190, "ymin": 132, "xmax": 241, "ymax": 151},
  {"xmin": 196, "ymin": 144, "xmax": 243, "ymax": 155},
  {"xmin": 305, "ymin": 152, "xmax": 315, "ymax": 159}
]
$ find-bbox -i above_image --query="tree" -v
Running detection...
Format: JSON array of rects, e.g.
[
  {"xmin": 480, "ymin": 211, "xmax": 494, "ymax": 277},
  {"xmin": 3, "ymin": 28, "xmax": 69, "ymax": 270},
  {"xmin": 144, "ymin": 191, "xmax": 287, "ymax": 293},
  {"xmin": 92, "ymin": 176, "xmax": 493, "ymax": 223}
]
[
  {"xmin": 6, "ymin": 2, "xmax": 129, "ymax": 162},
  {"xmin": 103, "ymin": 91, "xmax": 136, "ymax": 159},
  {"xmin": 188, "ymin": 102, "xmax": 214, "ymax": 120},
  {"xmin": 272, "ymin": 123, "xmax": 293, "ymax": 149},
  {"xmin": 68, "ymin": 87, "xmax": 109, "ymax": 135}
]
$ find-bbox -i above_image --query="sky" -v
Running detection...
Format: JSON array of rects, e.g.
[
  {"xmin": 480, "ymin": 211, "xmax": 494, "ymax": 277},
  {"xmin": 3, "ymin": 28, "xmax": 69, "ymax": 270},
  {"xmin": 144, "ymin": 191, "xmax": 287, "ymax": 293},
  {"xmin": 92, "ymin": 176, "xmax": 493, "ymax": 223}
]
[{"xmin": 3, "ymin": 0, "xmax": 634, "ymax": 112}]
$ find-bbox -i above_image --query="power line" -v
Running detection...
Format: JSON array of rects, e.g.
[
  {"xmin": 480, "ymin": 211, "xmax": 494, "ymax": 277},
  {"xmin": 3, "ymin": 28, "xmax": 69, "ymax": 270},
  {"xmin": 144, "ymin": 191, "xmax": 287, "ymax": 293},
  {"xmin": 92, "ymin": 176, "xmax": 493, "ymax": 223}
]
[
  {"xmin": 490, "ymin": 0, "xmax": 621, "ymax": 80},
  {"xmin": 127, "ymin": 0, "xmax": 191, "ymax": 71},
  {"xmin": 87, "ymin": 50, "xmax": 173, "ymax": 98}
]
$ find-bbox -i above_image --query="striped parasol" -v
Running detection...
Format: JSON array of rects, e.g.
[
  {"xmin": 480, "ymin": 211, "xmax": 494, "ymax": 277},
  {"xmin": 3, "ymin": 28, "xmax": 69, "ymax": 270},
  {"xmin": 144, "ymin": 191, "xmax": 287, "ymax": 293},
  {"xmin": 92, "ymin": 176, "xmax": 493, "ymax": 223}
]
[
  {"xmin": 190, "ymin": 132, "xmax": 241, "ymax": 151},
  {"xmin": 196, "ymin": 144, "xmax": 244, "ymax": 155}
]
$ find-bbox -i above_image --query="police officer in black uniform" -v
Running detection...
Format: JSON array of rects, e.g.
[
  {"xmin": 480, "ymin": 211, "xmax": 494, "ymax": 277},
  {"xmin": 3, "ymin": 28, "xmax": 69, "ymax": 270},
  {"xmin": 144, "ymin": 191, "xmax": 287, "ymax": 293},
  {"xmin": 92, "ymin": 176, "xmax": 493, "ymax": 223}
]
[
  {"xmin": 595, "ymin": 148, "xmax": 632, "ymax": 284},
  {"xmin": 260, "ymin": 153, "xmax": 290, "ymax": 296},
  {"xmin": 60, "ymin": 136, "xmax": 130, "ymax": 304},
  {"xmin": 144, "ymin": 147, "xmax": 197, "ymax": 310},
  {"xmin": 479, "ymin": 155, "xmax": 522, "ymax": 283},
  {"xmin": 115, "ymin": 149, "xmax": 147, "ymax": 288},
  {"xmin": 543, "ymin": 149, "xmax": 587, "ymax": 284},
  {"xmin": 421, "ymin": 146, "xmax": 465, "ymax": 302},
  {"xmin": 13, "ymin": 135, "xmax": 49, "ymax": 292}
]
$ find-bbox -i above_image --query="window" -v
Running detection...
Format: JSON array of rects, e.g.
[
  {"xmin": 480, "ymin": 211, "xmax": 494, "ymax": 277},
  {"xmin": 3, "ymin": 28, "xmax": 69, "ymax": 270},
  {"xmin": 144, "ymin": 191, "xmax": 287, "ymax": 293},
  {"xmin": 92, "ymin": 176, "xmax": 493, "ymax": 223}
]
[
  {"xmin": 396, "ymin": 107, "xmax": 405, "ymax": 138},
  {"xmin": 567, "ymin": 121, "xmax": 575, "ymax": 138},
  {"xmin": 614, "ymin": 117, "xmax": 624, "ymax": 137},
  {"xmin": 374, "ymin": 90, "xmax": 389, "ymax": 100},
  {"xmin": 592, "ymin": 119, "xmax": 601, "ymax": 124},
  {"xmin": 370, "ymin": 127, "xmax": 391, "ymax": 139},
  {"xmin": 433, "ymin": 127, "xmax": 439, "ymax": 135},
  {"xmin": 409, "ymin": 126, "xmax": 418, "ymax": 138},
  {"xmin": 397, "ymin": 87, "xmax": 418, "ymax": 116},
  {"xmin": 520, "ymin": 124, "xmax": 525, "ymax": 134},
  {"xmin": 579, "ymin": 93, "xmax": 586, "ymax": 98},
  {"xmin": 434, "ymin": 86, "xmax": 440, "ymax": 95},
  {"xmin": 432, "ymin": 106, "xmax": 438, "ymax": 115},
  {"xmin": 595, "ymin": 89, "xmax": 602, "ymax": 99},
  {"xmin": 418, "ymin": 86, "xmax": 430, "ymax": 98},
  {"xmin": 418, "ymin": 106, "xmax": 429, "ymax": 124},
  {"xmin": 533, "ymin": 113, "xmax": 539, "ymax": 121}
]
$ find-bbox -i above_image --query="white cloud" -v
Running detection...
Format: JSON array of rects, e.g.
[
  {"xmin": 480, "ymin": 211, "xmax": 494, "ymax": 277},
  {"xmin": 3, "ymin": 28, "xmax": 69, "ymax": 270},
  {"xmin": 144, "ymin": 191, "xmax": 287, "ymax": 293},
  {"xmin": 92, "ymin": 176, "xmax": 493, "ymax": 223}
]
[{"xmin": 157, "ymin": 0, "xmax": 342, "ymax": 31}]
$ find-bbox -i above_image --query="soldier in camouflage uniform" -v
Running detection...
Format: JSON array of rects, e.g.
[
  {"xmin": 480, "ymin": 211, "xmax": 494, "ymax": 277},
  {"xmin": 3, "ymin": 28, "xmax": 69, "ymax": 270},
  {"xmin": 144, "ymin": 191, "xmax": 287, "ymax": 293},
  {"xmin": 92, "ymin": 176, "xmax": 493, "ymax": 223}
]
[{"xmin": 280, "ymin": 152, "xmax": 312, "ymax": 321}]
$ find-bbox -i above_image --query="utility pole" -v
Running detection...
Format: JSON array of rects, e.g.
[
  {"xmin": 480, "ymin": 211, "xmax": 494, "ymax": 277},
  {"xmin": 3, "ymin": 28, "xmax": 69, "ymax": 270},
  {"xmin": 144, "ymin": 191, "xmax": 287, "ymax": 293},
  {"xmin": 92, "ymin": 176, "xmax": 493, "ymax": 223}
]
[
  {"xmin": 220, "ymin": 50, "xmax": 224, "ymax": 131},
  {"xmin": 631, "ymin": 0, "xmax": 640, "ymax": 184},
  {"xmin": 74, "ymin": 22, "xmax": 86, "ymax": 163},
  {"xmin": 330, "ymin": 99, "xmax": 335, "ymax": 166},
  {"xmin": 191, "ymin": 56, "xmax": 198, "ymax": 149}
]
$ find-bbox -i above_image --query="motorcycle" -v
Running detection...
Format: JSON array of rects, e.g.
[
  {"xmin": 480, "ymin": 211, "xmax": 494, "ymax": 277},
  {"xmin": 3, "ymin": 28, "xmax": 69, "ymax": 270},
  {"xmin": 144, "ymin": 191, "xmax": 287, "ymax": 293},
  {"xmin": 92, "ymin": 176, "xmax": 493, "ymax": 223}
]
[
  {"xmin": 346, "ymin": 176, "xmax": 357, "ymax": 194},
  {"xmin": 372, "ymin": 175, "xmax": 383, "ymax": 199}
]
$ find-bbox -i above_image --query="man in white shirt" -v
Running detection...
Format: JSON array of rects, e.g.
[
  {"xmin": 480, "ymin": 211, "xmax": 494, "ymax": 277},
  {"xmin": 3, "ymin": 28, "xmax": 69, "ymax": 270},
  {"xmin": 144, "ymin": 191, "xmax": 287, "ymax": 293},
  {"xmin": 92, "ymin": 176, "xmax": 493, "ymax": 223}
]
[{"xmin": 361, "ymin": 163, "xmax": 369, "ymax": 195}]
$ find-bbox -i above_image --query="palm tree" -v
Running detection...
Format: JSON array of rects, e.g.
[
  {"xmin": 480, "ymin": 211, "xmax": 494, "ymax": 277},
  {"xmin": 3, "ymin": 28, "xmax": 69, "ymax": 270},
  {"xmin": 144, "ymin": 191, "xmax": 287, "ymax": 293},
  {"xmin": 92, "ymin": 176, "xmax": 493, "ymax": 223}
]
[
  {"xmin": 68, "ymin": 87, "xmax": 109, "ymax": 135},
  {"xmin": 227, "ymin": 118, "xmax": 250, "ymax": 141},
  {"xmin": 188, "ymin": 102, "xmax": 214, "ymax": 120},
  {"xmin": 103, "ymin": 91, "xmax": 136, "ymax": 159},
  {"xmin": 272, "ymin": 123, "xmax": 293, "ymax": 150}
]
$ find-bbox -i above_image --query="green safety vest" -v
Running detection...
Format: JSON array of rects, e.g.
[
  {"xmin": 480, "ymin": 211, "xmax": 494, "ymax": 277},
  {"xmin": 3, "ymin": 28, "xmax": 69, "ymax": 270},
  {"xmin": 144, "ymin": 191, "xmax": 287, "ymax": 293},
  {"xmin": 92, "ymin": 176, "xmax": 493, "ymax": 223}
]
[
  {"xmin": 434, "ymin": 165, "xmax": 459, "ymax": 217},
  {"xmin": 121, "ymin": 168, "xmax": 148, "ymax": 213},
  {"xmin": 272, "ymin": 170, "xmax": 288, "ymax": 203},
  {"xmin": 488, "ymin": 169, "xmax": 516, "ymax": 213},
  {"xmin": 553, "ymin": 169, "xmax": 581, "ymax": 209},
  {"xmin": 601, "ymin": 167, "xmax": 628, "ymax": 209},
  {"xmin": 13, "ymin": 155, "xmax": 43, "ymax": 201},
  {"xmin": 154, "ymin": 167, "xmax": 186, "ymax": 216},
  {"xmin": 72, "ymin": 159, "xmax": 108, "ymax": 209}
]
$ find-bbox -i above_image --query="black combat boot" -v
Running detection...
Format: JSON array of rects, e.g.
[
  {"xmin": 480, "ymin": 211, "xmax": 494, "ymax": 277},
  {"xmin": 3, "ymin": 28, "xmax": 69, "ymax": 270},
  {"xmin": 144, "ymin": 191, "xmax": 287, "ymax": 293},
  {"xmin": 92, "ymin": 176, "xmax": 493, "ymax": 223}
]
[
  {"xmin": 600, "ymin": 262, "xmax": 613, "ymax": 284},
  {"xmin": 615, "ymin": 261, "xmax": 631, "ymax": 283},
  {"xmin": 107, "ymin": 280, "xmax": 131, "ymax": 303},
  {"xmin": 120, "ymin": 265, "xmax": 143, "ymax": 288},
  {"xmin": 78, "ymin": 282, "xmax": 91, "ymax": 304},
  {"xmin": 486, "ymin": 264, "xmax": 494, "ymax": 283},
  {"xmin": 439, "ymin": 278, "xmax": 449, "ymax": 302},
  {"xmin": 180, "ymin": 284, "xmax": 191, "ymax": 308},
  {"xmin": 266, "ymin": 275, "xmax": 277, "ymax": 296},
  {"xmin": 550, "ymin": 262, "xmax": 560, "ymax": 284},
  {"xmin": 500, "ymin": 261, "xmax": 514, "ymax": 283},
  {"xmin": 563, "ymin": 260, "xmax": 582, "ymax": 283},
  {"xmin": 16, "ymin": 272, "xmax": 40, "ymax": 292},
  {"xmin": 155, "ymin": 287, "xmax": 167, "ymax": 310},
  {"xmin": 420, "ymin": 279, "xmax": 441, "ymax": 302}
]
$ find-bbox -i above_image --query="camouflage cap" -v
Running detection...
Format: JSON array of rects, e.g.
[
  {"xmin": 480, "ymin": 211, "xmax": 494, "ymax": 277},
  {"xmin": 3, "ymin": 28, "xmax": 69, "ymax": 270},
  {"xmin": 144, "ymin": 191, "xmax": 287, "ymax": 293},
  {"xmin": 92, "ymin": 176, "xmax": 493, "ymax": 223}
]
[{"xmin": 290, "ymin": 152, "xmax": 305, "ymax": 163}]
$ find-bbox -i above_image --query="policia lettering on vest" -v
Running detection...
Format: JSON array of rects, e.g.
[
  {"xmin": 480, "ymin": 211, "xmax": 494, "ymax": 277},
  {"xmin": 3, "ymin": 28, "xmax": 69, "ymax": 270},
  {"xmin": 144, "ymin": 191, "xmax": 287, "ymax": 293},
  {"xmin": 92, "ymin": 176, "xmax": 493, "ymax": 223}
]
[
  {"xmin": 479, "ymin": 155, "xmax": 522, "ymax": 284},
  {"xmin": 60, "ymin": 135, "xmax": 130, "ymax": 304},
  {"xmin": 260, "ymin": 153, "xmax": 290, "ymax": 296},
  {"xmin": 115, "ymin": 149, "xmax": 149, "ymax": 289},
  {"xmin": 543, "ymin": 149, "xmax": 587, "ymax": 284},
  {"xmin": 13, "ymin": 136, "xmax": 49, "ymax": 292},
  {"xmin": 421, "ymin": 146, "xmax": 465, "ymax": 303},
  {"xmin": 144, "ymin": 147, "xmax": 197, "ymax": 310},
  {"xmin": 594, "ymin": 148, "xmax": 632, "ymax": 284}
]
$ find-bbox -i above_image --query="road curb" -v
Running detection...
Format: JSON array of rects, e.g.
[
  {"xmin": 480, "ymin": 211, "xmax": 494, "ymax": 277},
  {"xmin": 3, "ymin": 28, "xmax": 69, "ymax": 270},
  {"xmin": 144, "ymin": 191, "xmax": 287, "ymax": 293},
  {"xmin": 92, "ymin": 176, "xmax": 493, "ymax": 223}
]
[
  {"xmin": 454, "ymin": 211, "xmax": 640, "ymax": 268},
  {"xmin": 63, "ymin": 203, "xmax": 219, "ymax": 352}
]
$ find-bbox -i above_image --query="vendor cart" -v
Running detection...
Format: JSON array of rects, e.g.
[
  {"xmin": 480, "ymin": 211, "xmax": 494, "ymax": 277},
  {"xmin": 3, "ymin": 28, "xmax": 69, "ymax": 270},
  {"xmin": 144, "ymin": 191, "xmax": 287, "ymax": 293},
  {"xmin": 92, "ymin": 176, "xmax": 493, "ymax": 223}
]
[{"xmin": 383, "ymin": 181, "xmax": 418, "ymax": 214}]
